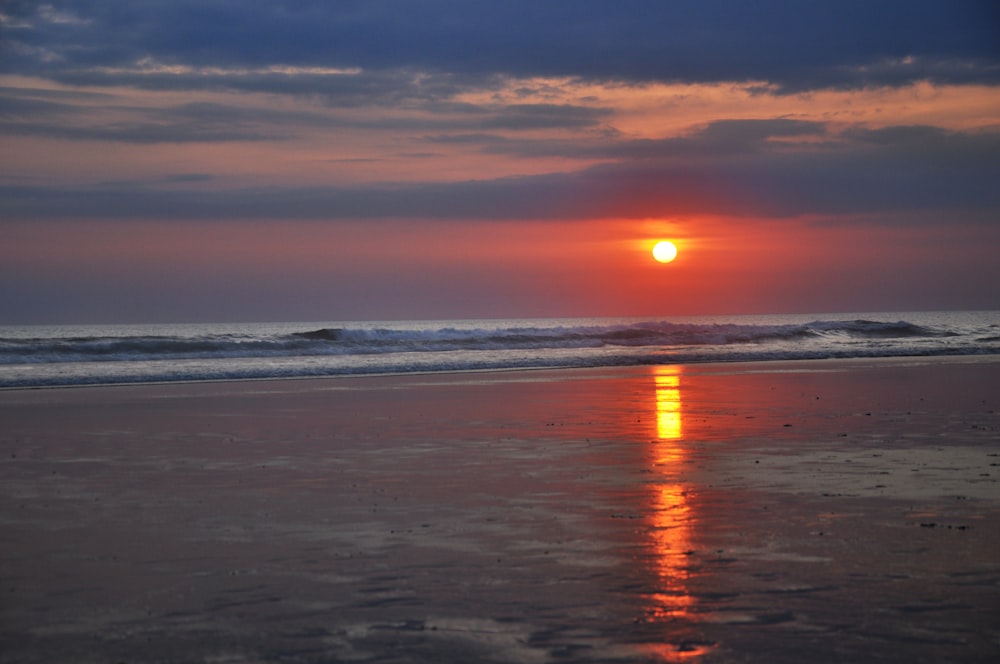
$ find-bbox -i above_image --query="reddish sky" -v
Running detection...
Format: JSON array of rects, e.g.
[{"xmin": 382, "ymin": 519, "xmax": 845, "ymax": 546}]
[{"xmin": 1, "ymin": 1, "xmax": 999, "ymax": 323}]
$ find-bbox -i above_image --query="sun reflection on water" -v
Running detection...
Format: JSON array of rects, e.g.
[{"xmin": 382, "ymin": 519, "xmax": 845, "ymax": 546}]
[
  {"xmin": 643, "ymin": 366, "xmax": 715, "ymax": 660},
  {"xmin": 655, "ymin": 371, "xmax": 682, "ymax": 444}
]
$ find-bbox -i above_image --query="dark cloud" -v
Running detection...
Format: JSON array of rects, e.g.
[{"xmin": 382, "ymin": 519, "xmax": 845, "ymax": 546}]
[
  {"xmin": 44, "ymin": 66, "xmax": 468, "ymax": 107},
  {"xmin": 162, "ymin": 173, "xmax": 215, "ymax": 184},
  {"xmin": 3, "ymin": 1, "xmax": 997, "ymax": 92},
  {"xmin": 0, "ymin": 88, "xmax": 335, "ymax": 143},
  {"xmin": 3, "ymin": 124, "xmax": 996, "ymax": 221},
  {"xmin": 0, "ymin": 94, "xmax": 76, "ymax": 119},
  {"xmin": 0, "ymin": 82, "xmax": 612, "ymax": 143},
  {"xmin": 425, "ymin": 119, "xmax": 830, "ymax": 160},
  {"xmin": 0, "ymin": 119, "xmax": 289, "ymax": 143},
  {"xmin": 0, "ymin": 84, "xmax": 112, "ymax": 104},
  {"xmin": 98, "ymin": 173, "xmax": 217, "ymax": 187},
  {"xmin": 480, "ymin": 104, "xmax": 612, "ymax": 130}
]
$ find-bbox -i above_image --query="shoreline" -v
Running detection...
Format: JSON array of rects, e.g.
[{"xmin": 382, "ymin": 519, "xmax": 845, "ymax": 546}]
[
  {"xmin": 3, "ymin": 351, "xmax": 999, "ymax": 393},
  {"xmin": 2, "ymin": 354, "xmax": 998, "ymax": 662}
]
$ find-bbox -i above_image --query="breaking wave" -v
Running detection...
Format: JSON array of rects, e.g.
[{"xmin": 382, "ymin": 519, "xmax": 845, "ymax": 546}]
[
  {"xmin": 0, "ymin": 318, "xmax": 977, "ymax": 364},
  {"xmin": 0, "ymin": 313, "xmax": 995, "ymax": 387}
]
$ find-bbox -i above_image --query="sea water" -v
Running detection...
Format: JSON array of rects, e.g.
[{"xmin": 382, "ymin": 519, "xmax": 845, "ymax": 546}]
[{"xmin": 1, "ymin": 311, "xmax": 998, "ymax": 388}]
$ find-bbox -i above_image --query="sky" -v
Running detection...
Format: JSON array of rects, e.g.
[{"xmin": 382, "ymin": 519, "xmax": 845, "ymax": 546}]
[{"xmin": 2, "ymin": 1, "xmax": 999, "ymax": 324}]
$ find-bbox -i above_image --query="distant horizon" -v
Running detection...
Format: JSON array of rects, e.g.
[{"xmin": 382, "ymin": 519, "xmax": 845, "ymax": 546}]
[{"xmin": 3, "ymin": 306, "xmax": 998, "ymax": 329}]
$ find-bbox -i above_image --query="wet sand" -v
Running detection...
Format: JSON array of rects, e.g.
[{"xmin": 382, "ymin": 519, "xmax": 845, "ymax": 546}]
[{"xmin": 1, "ymin": 357, "xmax": 999, "ymax": 663}]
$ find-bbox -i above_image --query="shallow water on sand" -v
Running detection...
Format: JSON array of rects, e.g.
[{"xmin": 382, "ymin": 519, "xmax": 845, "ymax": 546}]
[{"xmin": 1, "ymin": 359, "xmax": 999, "ymax": 662}]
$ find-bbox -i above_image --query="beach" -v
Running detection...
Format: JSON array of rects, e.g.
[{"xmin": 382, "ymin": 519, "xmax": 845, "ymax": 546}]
[{"xmin": 1, "ymin": 356, "xmax": 998, "ymax": 663}]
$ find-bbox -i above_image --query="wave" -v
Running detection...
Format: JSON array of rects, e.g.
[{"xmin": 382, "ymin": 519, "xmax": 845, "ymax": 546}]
[
  {"xmin": 806, "ymin": 319, "xmax": 956, "ymax": 339},
  {"xmin": 0, "ymin": 318, "xmax": 968, "ymax": 366},
  {"xmin": 289, "ymin": 318, "xmax": 954, "ymax": 349},
  {"xmin": 1, "ymin": 314, "xmax": 997, "ymax": 388}
]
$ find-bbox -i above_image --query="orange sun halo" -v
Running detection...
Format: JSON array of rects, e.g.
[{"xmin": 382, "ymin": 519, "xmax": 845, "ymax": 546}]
[{"xmin": 652, "ymin": 241, "xmax": 678, "ymax": 264}]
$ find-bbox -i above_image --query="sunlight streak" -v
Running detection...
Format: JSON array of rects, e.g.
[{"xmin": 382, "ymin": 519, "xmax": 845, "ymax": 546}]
[
  {"xmin": 648, "ymin": 367, "xmax": 691, "ymax": 617},
  {"xmin": 654, "ymin": 369, "xmax": 683, "ymax": 443},
  {"xmin": 642, "ymin": 367, "xmax": 715, "ymax": 659}
]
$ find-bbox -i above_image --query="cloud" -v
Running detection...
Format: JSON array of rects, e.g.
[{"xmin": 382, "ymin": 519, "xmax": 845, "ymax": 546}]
[
  {"xmin": 0, "ymin": 119, "xmax": 289, "ymax": 143},
  {"xmin": 0, "ymin": 98, "xmax": 299, "ymax": 143},
  {"xmin": 421, "ymin": 118, "xmax": 831, "ymax": 162},
  {"xmin": 446, "ymin": 119, "xmax": 832, "ymax": 160},
  {"xmin": 0, "ymin": 78, "xmax": 614, "ymax": 143},
  {"xmin": 3, "ymin": 123, "xmax": 996, "ymax": 222},
  {"xmin": 3, "ymin": 1, "xmax": 998, "ymax": 93},
  {"xmin": 479, "ymin": 104, "xmax": 611, "ymax": 130},
  {"xmin": 0, "ymin": 93, "xmax": 76, "ymax": 119},
  {"xmin": 98, "ymin": 173, "xmax": 217, "ymax": 187},
  {"xmin": 0, "ymin": 85, "xmax": 344, "ymax": 142}
]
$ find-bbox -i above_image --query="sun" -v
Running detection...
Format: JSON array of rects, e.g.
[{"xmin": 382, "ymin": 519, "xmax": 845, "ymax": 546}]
[{"xmin": 652, "ymin": 240, "xmax": 678, "ymax": 264}]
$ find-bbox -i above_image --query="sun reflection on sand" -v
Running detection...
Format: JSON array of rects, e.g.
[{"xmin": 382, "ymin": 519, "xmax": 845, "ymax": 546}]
[
  {"xmin": 643, "ymin": 367, "xmax": 715, "ymax": 660},
  {"xmin": 649, "ymin": 367, "xmax": 693, "ymax": 615},
  {"xmin": 655, "ymin": 370, "xmax": 683, "ymax": 444}
]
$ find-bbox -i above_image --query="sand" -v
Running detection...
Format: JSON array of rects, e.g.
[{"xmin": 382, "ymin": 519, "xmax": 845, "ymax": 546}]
[{"xmin": 1, "ymin": 356, "xmax": 999, "ymax": 663}]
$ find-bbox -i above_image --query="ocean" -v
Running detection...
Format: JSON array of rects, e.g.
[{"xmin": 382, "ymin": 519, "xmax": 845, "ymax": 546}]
[{"xmin": 1, "ymin": 310, "xmax": 998, "ymax": 389}]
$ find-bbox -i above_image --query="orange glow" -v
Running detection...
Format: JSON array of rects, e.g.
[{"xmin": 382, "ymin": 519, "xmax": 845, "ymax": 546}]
[
  {"xmin": 9, "ymin": 72, "xmax": 996, "ymax": 190},
  {"xmin": 654, "ymin": 370, "xmax": 683, "ymax": 442},
  {"xmin": 647, "ymin": 482, "xmax": 695, "ymax": 615},
  {"xmin": 645, "ymin": 366, "xmax": 701, "ymax": 630},
  {"xmin": 8, "ymin": 212, "xmax": 993, "ymax": 322},
  {"xmin": 455, "ymin": 76, "xmax": 1000, "ymax": 137}
]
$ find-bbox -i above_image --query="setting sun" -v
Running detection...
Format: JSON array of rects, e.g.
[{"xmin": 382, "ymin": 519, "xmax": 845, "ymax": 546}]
[{"xmin": 652, "ymin": 241, "xmax": 678, "ymax": 264}]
